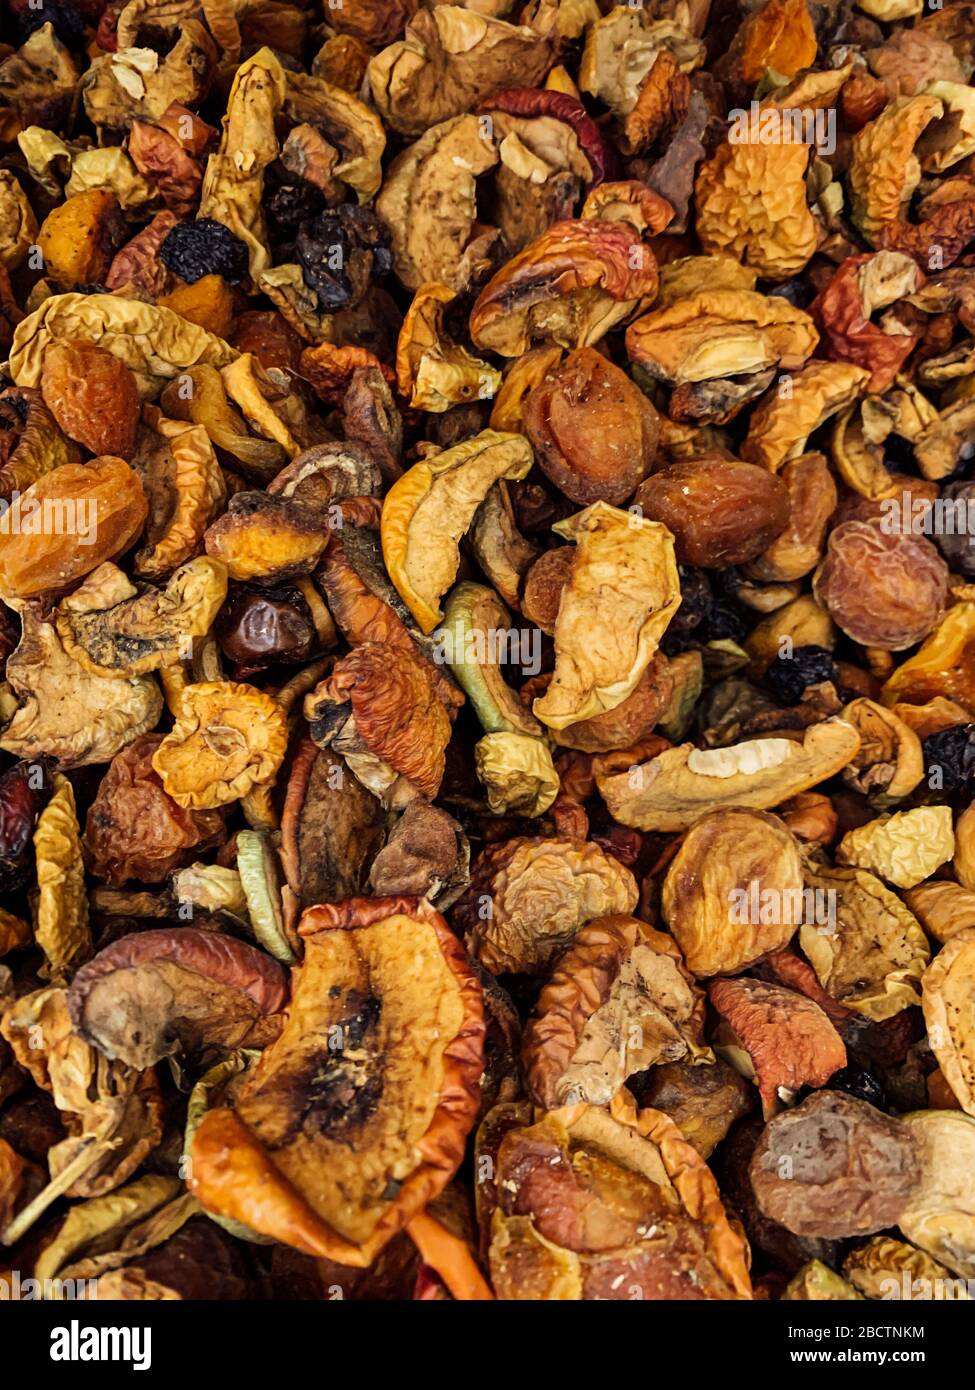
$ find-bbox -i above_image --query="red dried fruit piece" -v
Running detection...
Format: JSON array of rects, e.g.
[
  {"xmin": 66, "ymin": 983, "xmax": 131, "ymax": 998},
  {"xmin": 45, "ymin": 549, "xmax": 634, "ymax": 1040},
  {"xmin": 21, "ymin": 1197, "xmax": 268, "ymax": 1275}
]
[
  {"xmin": 879, "ymin": 199, "xmax": 975, "ymax": 271},
  {"xmin": 708, "ymin": 976, "xmax": 847, "ymax": 1118},
  {"xmin": 0, "ymin": 758, "xmax": 52, "ymax": 894},
  {"xmin": 634, "ymin": 456, "xmax": 790, "ymax": 567},
  {"xmin": 476, "ymin": 87, "xmax": 617, "ymax": 187},
  {"xmin": 84, "ymin": 733, "xmax": 226, "ymax": 886},
  {"xmin": 40, "ymin": 341, "xmax": 141, "ymax": 459},
  {"xmin": 67, "ymin": 927, "xmax": 288, "ymax": 1069},
  {"xmin": 810, "ymin": 254, "xmax": 922, "ymax": 393},
  {"xmin": 813, "ymin": 521, "xmax": 948, "ymax": 651}
]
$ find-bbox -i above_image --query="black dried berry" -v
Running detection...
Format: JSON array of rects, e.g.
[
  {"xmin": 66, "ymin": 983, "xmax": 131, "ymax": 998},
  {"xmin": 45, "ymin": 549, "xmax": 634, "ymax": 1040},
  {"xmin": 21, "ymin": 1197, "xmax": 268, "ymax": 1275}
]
[
  {"xmin": 159, "ymin": 218, "xmax": 250, "ymax": 285},
  {"xmin": 921, "ymin": 724, "xmax": 975, "ymax": 796},
  {"xmin": 765, "ymin": 645, "xmax": 837, "ymax": 705},
  {"xmin": 697, "ymin": 598, "xmax": 746, "ymax": 645},
  {"xmin": 266, "ymin": 183, "xmax": 325, "ymax": 241},
  {"xmin": 295, "ymin": 205, "xmax": 392, "ymax": 314},
  {"xmin": 661, "ymin": 568, "xmax": 712, "ymax": 654},
  {"xmin": 826, "ymin": 1063, "xmax": 886, "ymax": 1111}
]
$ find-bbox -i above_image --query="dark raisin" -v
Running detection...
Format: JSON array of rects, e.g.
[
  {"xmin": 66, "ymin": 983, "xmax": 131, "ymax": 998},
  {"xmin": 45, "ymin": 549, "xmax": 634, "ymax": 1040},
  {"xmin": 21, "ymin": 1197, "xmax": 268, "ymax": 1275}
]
[
  {"xmin": 159, "ymin": 218, "xmax": 250, "ymax": 285},
  {"xmin": 766, "ymin": 279, "xmax": 813, "ymax": 309},
  {"xmin": 697, "ymin": 597, "xmax": 746, "ymax": 644},
  {"xmin": 661, "ymin": 567, "xmax": 712, "ymax": 654},
  {"xmin": 295, "ymin": 205, "xmax": 392, "ymax": 314},
  {"xmin": 0, "ymin": 759, "xmax": 54, "ymax": 893},
  {"xmin": 921, "ymin": 724, "xmax": 975, "ymax": 796},
  {"xmin": 19, "ymin": 0, "xmax": 86, "ymax": 48},
  {"xmin": 826, "ymin": 1063, "xmax": 887, "ymax": 1110},
  {"xmin": 266, "ymin": 182, "xmax": 324, "ymax": 241},
  {"xmin": 765, "ymin": 645, "xmax": 838, "ymax": 705}
]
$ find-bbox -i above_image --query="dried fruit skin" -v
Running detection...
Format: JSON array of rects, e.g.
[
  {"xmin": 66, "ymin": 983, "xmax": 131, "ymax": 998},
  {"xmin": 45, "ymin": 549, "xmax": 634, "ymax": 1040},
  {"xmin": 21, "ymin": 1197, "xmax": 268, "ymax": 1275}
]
[
  {"xmin": 36, "ymin": 189, "xmax": 124, "ymax": 288},
  {"xmin": 40, "ymin": 341, "xmax": 141, "ymax": 459},
  {"xmin": 662, "ymin": 808, "xmax": 804, "ymax": 978},
  {"xmin": 152, "ymin": 681, "xmax": 288, "ymax": 810},
  {"xmin": 522, "ymin": 914, "xmax": 710, "ymax": 1108},
  {"xmin": 0, "ymin": 457, "xmax": 148, "ymax": 599},
  {"xmin": 85, "ymin": 734, "xmax": 225, "ymax": 886},
  {"xmin": 634, "ymin": 458, "xmax": 789, "ymax": 568},
  {"xmin": 749, "ymin": 1091, "xmax": 922, "ymax": 1238},
  {"xmin": 455, "ymin": 836, "xmax": 638, "ymax": 977},
  {"xmin": 708, "ymin": 976, "xmax": 846, "ymax": 1117},
  {"xmin": 188, "ymin": 897, "xmax": 485, "ymax": 1265},
  {"xmin": 524, "ymin": 347, "xmax": 658, "ymax": 506},
  {"xmin": 813, "ymin": 522, "xmax": 948, "ymax": 651},
  {"xmin": 922, "ymin": 928, "xmax": 975, "ymax": 1117}
]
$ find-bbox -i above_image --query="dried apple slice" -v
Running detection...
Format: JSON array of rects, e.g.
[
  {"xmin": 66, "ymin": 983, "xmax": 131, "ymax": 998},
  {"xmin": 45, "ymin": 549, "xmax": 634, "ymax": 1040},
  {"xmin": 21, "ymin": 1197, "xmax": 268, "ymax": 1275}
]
[{"xmin": 187, "ymin": 896, "xmax": 485, "ymax": 1266}]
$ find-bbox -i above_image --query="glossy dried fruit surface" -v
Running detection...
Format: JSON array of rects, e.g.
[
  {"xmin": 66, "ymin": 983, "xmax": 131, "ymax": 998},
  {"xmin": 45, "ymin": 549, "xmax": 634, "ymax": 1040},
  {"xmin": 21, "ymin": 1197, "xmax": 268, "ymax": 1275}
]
[
  {"xmin": 40, "ymin": 341, "xmax": 141, "ymax": 460},
  {"xmin": 524, "ymin": 347, "xmax": 658, "ymax": 506},
  {"xmin": 0, "ymin": 457, "xmax": 148, "ymax": 600},
  {"xmin": 634, "ymin": 458, "xmax": 789, "ymax": 568}
]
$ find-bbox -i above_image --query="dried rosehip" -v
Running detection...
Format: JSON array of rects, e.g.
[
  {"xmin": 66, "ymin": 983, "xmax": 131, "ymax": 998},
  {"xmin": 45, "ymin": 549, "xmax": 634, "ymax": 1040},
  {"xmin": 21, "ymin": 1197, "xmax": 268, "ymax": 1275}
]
[
  {"xmin": 765, "ymin": 646, "xmax": 838, "ymax": 705},
  {"xmin": 214, "ymin": 585, "xmax": 317, "ymax": 672},
  {"xmin": 634, "ymin": 458, "xmax": 790, "ymax": 568},
  {"xmin": 159, "ymin": 218, "xmax": 250, "ymax": 286},
  {"xmin": 813, "ymin": 522, "xmax": 949, "ymax": 651},
  {"xmin": 0, "ymin": 758, "xmax": 52, "ymax": 893},
  {"xmin": 40, "ymin": 340, "xmax": 140, "ymax": 459}
]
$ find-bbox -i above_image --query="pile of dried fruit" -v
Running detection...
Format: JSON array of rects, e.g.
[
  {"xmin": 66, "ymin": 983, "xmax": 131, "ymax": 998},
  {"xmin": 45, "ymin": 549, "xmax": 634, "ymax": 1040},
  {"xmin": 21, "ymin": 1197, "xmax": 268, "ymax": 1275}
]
[{"xmin": 1, "ymin": 0, "xmax": 975, "ymax": 1304}]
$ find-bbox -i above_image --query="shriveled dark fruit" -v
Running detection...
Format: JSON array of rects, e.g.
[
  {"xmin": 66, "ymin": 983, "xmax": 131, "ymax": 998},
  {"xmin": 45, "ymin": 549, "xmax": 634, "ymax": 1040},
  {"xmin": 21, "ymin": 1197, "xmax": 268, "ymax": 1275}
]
[
  {"xmin": 295, "ymin": 205, "xmax": 392, "ymax": 314},
  {"xmin": 634, "ymin": 458, "xmax": 790, "ymax": 568},
  {"xmin": 749, "ymin": 1091, "xmax": 922, "ymax": 1239},
  {"xmin": 825, "ymin": 1062, "xmax": 886, "ymax": 1110},
  {"xmin": 921, "ymin": 725, "xmax": 975, "ymax": 795},
  {"xmin": 765, "ymin": 645, "xmax": 838, "ymax": 705},
  {"xmin": 159, "ymin": 219, "xmax": 250, "ymax": 285},
  {"xmin": 933, "ymin": 481, "xmax": 975, "ymax": 578}
]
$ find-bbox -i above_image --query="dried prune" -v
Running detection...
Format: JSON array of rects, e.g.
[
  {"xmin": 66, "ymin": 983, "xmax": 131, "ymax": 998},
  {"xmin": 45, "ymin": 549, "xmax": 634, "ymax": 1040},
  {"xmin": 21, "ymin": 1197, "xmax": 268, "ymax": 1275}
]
[
  {"xmin": 214, "ymin": 585, "xmax": 317, "ymax": 673},
  {"xmin": 826, "ymin": 1063, "xmax": 887, "ymax": 1110},
  {"xmin": 295, "ymin": 205, "xmax": 392, "ymax": 314},
  {"xmin": 159, "ymin": 219, "xmax": 250, "ymax": 286},
  {"xmin": 922, "ymin": 725, "xmax": 975, "ymax": 796},
  {"xmin": 634, "ymin": 458, "xmax": 790, "ymax": 568},
  {"xmin": 765, "ymin": 646, "xmax": 838, "ymax": 705},
  {"xmin": 0, "ymin": 758, "xmax": 52, "ymax": 893}
]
